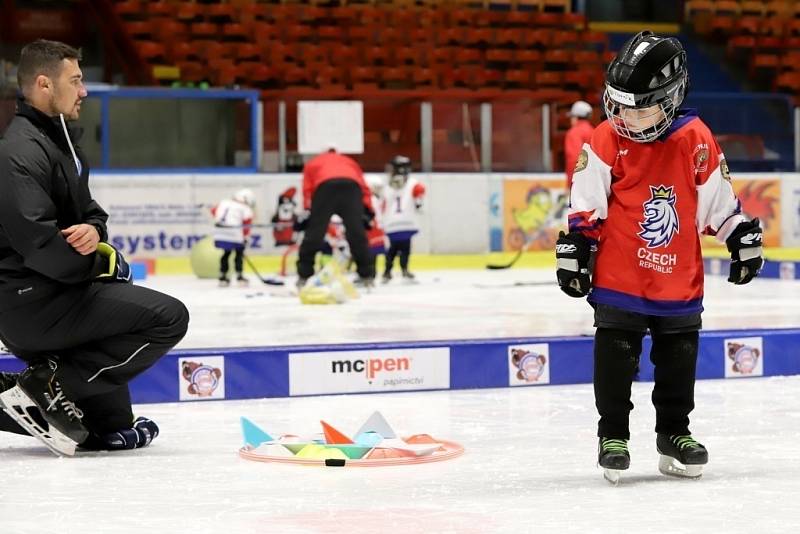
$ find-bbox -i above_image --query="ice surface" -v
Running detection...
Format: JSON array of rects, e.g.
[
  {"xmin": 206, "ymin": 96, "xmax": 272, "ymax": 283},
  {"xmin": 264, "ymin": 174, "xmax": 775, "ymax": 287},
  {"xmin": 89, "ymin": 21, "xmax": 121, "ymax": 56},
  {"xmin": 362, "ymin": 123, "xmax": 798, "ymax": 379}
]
[
  {"xmin": 2, "ymin": 378, "xmax": 799, "ymax": 533},
  {"xmin": 1, "ymin": 269, "xmax": 799, "ymax": 532}
]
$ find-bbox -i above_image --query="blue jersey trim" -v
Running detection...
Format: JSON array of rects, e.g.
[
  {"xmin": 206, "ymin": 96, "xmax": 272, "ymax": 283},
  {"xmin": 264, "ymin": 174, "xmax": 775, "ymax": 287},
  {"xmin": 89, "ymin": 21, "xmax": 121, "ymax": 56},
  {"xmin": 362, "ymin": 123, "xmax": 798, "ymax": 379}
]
[
  {"xmin": 588, "ymin": 286, "xmax": 704, "ymax": 316},
  {"xmin": 659, "ymin": 108, "xmax": 699, "ymax": 141},
  {"xmin": 387, "ymin": 230, "xmax": 417, "ymax": 241}
]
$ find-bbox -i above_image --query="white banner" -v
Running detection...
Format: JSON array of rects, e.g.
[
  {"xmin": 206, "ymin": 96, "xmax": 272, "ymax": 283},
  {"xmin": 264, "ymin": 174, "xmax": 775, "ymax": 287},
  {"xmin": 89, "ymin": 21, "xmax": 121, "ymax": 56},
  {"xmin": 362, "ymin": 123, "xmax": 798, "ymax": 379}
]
[{"xmin": 289, "ymin": 347, "xmax": 450, "ymax": 396}]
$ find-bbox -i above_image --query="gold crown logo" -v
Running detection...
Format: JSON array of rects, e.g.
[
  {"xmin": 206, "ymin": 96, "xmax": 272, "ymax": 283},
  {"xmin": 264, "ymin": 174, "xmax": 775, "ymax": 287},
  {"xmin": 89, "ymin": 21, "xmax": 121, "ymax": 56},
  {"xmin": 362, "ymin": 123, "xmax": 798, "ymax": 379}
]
[{"xmin": 651, "ymin": 185, "xmax": 672, "ymax": 199}]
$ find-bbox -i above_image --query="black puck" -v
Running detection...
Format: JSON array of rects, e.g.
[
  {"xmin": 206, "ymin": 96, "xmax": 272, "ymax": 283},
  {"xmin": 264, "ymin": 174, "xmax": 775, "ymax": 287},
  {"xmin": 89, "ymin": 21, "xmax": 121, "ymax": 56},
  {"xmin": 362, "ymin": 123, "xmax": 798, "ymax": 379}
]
[{"xmin": 325, "ymin": 458, "xmax": 346, "ymax": 467}]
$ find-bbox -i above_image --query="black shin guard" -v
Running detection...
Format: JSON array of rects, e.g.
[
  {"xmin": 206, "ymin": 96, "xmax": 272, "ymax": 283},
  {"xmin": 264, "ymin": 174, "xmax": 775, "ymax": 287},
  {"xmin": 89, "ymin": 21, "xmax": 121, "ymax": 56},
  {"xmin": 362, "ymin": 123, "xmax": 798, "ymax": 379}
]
[
  {"xmin": 594, "ymin": 328, "xmax": 644, "ymax": 440},
  {"xmin": 650, "ymin": 331, "xmax": 699, "ymax": 436}
]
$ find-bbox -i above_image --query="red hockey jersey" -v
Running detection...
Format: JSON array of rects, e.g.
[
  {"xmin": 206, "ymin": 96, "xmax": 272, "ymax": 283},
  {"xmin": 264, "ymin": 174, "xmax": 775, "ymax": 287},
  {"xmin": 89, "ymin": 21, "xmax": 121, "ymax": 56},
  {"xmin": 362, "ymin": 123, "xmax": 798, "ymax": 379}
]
[{"xmin": 568, "ymin": 111, "xmax": 746, "ymax": 316}]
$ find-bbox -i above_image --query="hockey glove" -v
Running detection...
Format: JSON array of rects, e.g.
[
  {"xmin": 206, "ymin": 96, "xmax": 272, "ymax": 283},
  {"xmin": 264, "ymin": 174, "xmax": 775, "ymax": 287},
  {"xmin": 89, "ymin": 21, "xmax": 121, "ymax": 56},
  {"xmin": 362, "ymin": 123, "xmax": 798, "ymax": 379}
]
[
  {"xmin": 555, "ymin": 231, "xmax": 594, "ymax": 298},
  {"xmin": 726, "ymin": 218, "xmax": 763, "ymax": 285},
  {"xmin": 80, "ymin": 417, "xmax": 159, "ymax": 451},
  {"xmin": 363, "ymin": 206, "xmax": 376, "ymax": 229},
  {"xmin": 95, "ymin": 242, "xmax": 132, "ymax": 283},
  {"xmin": 294, "ymin": 210, "xmax": 310, "ymax": 232}
]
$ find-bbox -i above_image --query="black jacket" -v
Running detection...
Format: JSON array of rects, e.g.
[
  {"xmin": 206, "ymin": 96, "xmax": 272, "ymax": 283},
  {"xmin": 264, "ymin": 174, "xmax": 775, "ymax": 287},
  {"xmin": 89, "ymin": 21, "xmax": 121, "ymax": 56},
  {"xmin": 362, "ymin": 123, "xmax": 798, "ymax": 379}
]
[{"xmin": 0, "ymin": 98, "xmax": 109, "ymax": 310}]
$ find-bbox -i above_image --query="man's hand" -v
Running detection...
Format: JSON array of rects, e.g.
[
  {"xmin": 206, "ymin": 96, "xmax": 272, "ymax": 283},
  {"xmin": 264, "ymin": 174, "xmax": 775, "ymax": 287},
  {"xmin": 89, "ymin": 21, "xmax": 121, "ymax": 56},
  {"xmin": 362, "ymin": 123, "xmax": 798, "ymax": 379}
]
[{"xmin": 62, "ymin": 224, "xmax": 100, "ymax": 255}]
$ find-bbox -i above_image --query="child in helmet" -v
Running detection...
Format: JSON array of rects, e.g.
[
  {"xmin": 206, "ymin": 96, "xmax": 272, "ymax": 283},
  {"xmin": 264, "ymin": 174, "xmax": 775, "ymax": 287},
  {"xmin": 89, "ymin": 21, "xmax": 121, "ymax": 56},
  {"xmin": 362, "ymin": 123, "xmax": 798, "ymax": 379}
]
[
  {"xmin": 380, "ymin": 155, "xmax": 426, "ymax": 283},
  {"xmin": 555, "ymin": 31, "xmax": 763, "ymax": 482},
  {"xmin": 211, "ymin": 188, "xmax": 256, "ymax": 287}
]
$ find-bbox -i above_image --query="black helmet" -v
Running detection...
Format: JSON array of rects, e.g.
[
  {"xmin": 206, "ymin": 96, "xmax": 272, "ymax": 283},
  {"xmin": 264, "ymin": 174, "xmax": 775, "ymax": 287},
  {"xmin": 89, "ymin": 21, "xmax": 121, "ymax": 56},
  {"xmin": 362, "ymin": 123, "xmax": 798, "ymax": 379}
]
[
  {"xmin": 603, "ymin": 30, "xmax": 689, "ymax": 142},
  {"xmin": 388, "ymin": 155, "xmax": 411, "ymax": 188}
]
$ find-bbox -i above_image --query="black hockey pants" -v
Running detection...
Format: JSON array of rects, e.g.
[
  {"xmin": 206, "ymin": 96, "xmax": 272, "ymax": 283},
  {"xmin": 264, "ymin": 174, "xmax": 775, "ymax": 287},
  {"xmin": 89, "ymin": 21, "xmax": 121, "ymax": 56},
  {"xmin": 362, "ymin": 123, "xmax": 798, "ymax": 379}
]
[
  {"xmin": 385, "ymin": 238, "xmax": 412, "ymax": 273},
  {"xmin": 0, "ymin": 282, "xmax": 188, "ymax": 433},
  {"xmin": 296, "ymin": 179, "xmax": 374, "ymax": 279}
]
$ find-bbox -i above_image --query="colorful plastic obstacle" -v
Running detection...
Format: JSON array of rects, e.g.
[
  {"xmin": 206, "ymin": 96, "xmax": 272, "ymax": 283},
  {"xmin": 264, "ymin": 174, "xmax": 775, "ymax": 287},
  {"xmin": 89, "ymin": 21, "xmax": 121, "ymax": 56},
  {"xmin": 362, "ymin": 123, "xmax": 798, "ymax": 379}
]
[{"xmin": 238, "ymin": 411, "xmax": 464, "ymax": 467}]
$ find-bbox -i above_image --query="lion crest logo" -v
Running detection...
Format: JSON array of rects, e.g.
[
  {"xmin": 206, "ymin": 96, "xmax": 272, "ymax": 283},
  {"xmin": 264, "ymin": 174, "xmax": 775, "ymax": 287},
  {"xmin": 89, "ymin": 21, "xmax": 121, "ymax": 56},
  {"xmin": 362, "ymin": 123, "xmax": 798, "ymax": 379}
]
[{"xmin": 638, "ymin": 185, "xmax": 679, "ymax": 248}]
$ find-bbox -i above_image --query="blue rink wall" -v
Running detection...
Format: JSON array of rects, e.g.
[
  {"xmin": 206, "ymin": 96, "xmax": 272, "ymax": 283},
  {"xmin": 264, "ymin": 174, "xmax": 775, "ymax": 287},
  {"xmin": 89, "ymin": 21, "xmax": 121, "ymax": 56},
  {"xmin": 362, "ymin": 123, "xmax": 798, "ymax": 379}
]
[{"xmin": 1, "ymin": 328, "xmax": 797, "ymax": 404}]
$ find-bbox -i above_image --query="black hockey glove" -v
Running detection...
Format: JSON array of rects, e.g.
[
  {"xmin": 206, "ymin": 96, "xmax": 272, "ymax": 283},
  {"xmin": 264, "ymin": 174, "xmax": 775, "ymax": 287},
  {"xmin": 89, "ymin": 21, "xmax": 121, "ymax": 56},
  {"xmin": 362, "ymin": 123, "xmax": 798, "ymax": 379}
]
[
  {"xmin": 726, "ymin": 218, "xmax": 763, "ymax": 285},
  {"xmin": 80, "ymin": 417, "xmax": 159, "ymax": 451},
  {"xmin": 362, "ymin": 206, "xmax": 376, "ymax": 229},
  {"xmin": 555, "ymin": 231, "xmax": 593, "ymax": 298},
  {"xmin": 95, "ymin": 242, "xmax": 132, "ymax": 284}
]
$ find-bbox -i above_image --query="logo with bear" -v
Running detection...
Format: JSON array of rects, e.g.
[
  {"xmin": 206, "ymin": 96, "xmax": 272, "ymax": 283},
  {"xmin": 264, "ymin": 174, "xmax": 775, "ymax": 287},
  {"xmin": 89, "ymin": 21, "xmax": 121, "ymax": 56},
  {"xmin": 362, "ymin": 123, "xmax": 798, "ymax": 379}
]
[
  {"xmin": 509, "ymin": 345, "xmax": 550, "ymax": 385},
  {"xmin": 180, "ymin": 359, "xmax": 224, "ymax": 399}
]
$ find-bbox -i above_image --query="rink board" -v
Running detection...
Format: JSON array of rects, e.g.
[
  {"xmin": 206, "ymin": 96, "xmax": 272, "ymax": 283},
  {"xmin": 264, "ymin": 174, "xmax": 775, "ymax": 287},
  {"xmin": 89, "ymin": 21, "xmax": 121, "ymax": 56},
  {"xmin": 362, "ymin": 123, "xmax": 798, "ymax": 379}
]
[{"xmin": 2, "ymin": 328, "xmax": 796, "ymax": 404}]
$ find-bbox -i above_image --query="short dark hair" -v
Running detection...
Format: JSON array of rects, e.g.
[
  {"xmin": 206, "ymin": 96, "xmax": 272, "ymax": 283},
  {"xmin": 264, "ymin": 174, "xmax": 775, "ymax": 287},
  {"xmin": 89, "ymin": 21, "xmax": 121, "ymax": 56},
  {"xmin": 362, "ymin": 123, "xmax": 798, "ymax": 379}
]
[{"xmin": 17, "ymin": 39, "xmax": 81, "ymax": 93}]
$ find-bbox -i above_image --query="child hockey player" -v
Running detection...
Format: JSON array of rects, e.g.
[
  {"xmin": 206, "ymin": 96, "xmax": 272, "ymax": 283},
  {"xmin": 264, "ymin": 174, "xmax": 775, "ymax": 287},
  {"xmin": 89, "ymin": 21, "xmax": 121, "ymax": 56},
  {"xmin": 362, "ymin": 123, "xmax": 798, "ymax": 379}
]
[
  {"xmin": 555, "ymin": 31, "xmax": 763, "ymax": 483},
  {"xmin": 381, "ymin": 155, "xmax": 426, "ymax": 283},
  {"xmin": 211, "ymin": 188, "xmax": 255, "ymax": 287},
  {"xmin": 271, "ymin": 186, "xmax": 298, "ymax": 247}
]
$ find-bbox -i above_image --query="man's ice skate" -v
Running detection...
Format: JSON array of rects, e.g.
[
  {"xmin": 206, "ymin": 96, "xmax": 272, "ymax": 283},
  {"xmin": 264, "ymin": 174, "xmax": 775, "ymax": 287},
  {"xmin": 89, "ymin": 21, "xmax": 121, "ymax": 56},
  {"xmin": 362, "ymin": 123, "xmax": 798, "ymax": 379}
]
[
  {"xmin": 598, "ymin": 438, "xmax": 630, "ymax": 484},
  {"xmin": 656, "ymin": 434, "xmax": 707, "ymax": 478},
  {"xmin": 0, "ymin": 361, "xmax": 88, "ymax": 456},
  {"xmin": 218, "ymin": 276, "xmax": 230, "ymax": 287},
  {"xmin": 236, "ymin": 275, "xmax": 249, "ymax": 287},
  {"xmin": 382, "ymin": 272, "xmax": 392, "ymax": 284}
]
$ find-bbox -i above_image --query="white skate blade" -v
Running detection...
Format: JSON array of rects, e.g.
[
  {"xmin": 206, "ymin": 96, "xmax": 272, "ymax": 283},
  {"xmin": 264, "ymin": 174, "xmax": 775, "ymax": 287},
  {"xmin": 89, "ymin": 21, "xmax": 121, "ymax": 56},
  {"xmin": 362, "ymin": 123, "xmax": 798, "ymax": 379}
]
[
  {"xmin": 0, "ymin": 386, "xmax": 78, "ymax": 457},
  {"xmin": 658, "ymin": 454, "xmax": 704, "ymax": 478},
  {"xmin": 602, "ymin": 467, "xmax": 622, "ymax": 485}
]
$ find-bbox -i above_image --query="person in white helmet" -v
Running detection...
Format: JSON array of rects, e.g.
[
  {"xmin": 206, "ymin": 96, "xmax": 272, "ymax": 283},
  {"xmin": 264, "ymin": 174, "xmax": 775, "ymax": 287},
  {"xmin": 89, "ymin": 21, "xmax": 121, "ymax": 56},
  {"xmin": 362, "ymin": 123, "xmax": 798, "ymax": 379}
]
[
  {"xmin": 211, "ymin": 188, "xmax": 256, "ymax": 286},
  {"xmin": 564, "ymin": 100, "xmax": 594, "ymax": 191}
]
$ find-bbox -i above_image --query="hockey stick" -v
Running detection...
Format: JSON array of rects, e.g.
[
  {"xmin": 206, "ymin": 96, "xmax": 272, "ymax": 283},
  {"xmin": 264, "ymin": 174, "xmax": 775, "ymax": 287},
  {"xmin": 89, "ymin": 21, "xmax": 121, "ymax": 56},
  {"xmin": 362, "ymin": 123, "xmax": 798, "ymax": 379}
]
[{"xmin": 243, "ymin": 255, "xmax": 285, "ymax": 286}]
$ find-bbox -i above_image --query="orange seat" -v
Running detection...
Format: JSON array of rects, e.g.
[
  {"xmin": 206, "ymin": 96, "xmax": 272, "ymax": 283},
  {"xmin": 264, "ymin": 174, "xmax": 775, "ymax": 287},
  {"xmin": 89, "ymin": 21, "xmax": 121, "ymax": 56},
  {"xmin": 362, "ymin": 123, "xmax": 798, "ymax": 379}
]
[
  {"xmin": 464, "ymin": 28, "xmax": 494, "ymax": 47},
  {"xmin": 285, "ymin": 24, "xmax": 313, "ymax": 43},
  {"xmin": 412, "ymin": 67, "xmax": 437, "ymax": 88},
  {"xmin": 774, "ymin": 71, "xmax": 800, "ymax": 93},
  {"xmin": 125, "ymin": 21, "xmax": 153, "ymax": 39},
  {"xmin": 147, "ymin": 1, "xmax": 172, "ymax": 18},
  {"xmin": 544, "ymin": 49, "xmax": 571, "ymax": 68},
  {"xmin": 236, "ymin": 43, "xmax": 261, "ymax": 62},
  {"xmin": 735, "ymin": 16, "xmax": 761, "ymax": 36},
  {"xmin": 486, "ymin": 48, "xmax": 514, "ymax": 65},
  {"xmin": 525, "ymin": 29, "xmax": 552, "ymax": 48},
  {"xmin": 572, "ymin": 50, "xmax": 601, "ymax": 66},
  {"xmin": 727, "ymin": 35, "xmax": 757, "ymax": 59},
  {"xmin": 283, "ymin": 66, "xmax": 312, "ymax": 88},
  {"xmin": 381, "ymin": 67, "xmax": 411, "ymax": 89},
  {"xmin": 252, "ymin": 23, "xmax": 280, "ymax": 46},
  {"xmin": 454, "ymin": 48, "xmax": 482, "ymax": 65},
  {"xmin": 535, "ymin": 71, "xmax": 563, "ymax": 87},
  {"xmin": 318, "ymin": 26, "xmax": 344, "ymax": 42},
  {"xmin": 437, "ymin": 28, "xmax": 464, "ymax": 47},
  {"xmin": 495, "ymin": 28, "xmax": 523, "ymax": 47},
  {"xmin": 190, "ymin": 22, "xmax": 218, "ymax": 40},
  {"xmin": 222, "ymin": 23, "xmax": 249, "ymax": 42},
  {"xmin": 504, "ymin": 69, "xmax": 531, "ymax": 89},
  {"xmin": 177, "ymin": 61, "xmax": 205, "ymax": 83},
  {"xmin": 363, "ymin": 46, "xmax": 391, "ymax": 66},
  {"xmin": 135, "ymin": 41, "xmax": 166, "ymax": 62},
  {"xmin": 176, "ymin": 3, "xmax": 203, "ymax": 23},
  {"xmin": 516, "ymin": 49, "xmax": 543, "ymax": 66},
  {"xmin": 114, "ymin": 0, "xmax": 142, "ymax": 20}
]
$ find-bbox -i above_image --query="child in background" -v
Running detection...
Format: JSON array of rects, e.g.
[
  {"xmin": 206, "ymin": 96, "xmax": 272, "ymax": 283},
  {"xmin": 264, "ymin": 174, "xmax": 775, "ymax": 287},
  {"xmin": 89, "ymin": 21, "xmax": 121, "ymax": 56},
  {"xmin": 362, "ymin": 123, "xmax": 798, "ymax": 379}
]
[
  {"xmin": 381, "ymin": 155, "xmax": 426, "ymax": 283},
  {"xmin": 211, "ymin": 188, "xmax": 255, "ymax": 287},
  {"xmin": 365, "ymin": 174, "xmax": 388, "ymax": 280}
]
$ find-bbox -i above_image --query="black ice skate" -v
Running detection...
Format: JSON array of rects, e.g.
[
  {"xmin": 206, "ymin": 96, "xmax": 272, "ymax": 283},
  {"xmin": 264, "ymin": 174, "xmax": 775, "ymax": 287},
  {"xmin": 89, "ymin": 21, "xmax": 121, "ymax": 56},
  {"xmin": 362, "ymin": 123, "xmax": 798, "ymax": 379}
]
[
  {"xmin": 382, "ymin": 272, "xmax": 392, "ymax": 284},
  {"xmin": 0, "ymin": 361, "xmax": 88, "ymax": 456},
  {"xmin": 598, "ymin": 438, "xmax": 630, "ymax": 484},
  {"xmin": 656, "ymin": 434, "xmax": 708, "ymax": 478},
  {"xmin": 218, "ymin": 276, "xmax": 230, "ymax": 287},
  {"xmin": 236, "ymin": 275, "xmax": 250, "ymax": 286},
  {"xmin": 401, "ymin": 269, "xmax": 418, "ymax": 284},
  {"xmin": 354, "ymin": 277, "xmax": 375, "ymax": 290}
]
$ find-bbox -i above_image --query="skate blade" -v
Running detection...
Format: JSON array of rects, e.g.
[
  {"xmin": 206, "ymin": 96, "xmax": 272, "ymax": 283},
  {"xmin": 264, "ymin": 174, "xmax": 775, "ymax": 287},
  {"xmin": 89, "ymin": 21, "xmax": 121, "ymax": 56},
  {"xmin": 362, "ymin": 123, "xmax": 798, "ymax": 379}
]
[
  {"xmin": 0, "ymin": 386, "xmax": 78, "ymax": 457},
  {"xmin": 602, "ymin": 467, "xmax": 622, "ymax": 485},
  {"xmin": 658, "ymin": 454, "xmax": 704, "ymax": 478}
]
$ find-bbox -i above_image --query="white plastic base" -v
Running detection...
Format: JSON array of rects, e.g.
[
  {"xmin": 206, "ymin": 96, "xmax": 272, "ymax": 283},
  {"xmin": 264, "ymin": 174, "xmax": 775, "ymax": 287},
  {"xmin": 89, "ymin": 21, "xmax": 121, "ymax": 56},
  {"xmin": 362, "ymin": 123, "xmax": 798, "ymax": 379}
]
[
  {"xmin": 658, "ymin": 454, "xmax": 704, "ymax": 478},
  {"xmin": 0, "ymin": 386, "xmax": 78, "ymax": 457}
]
